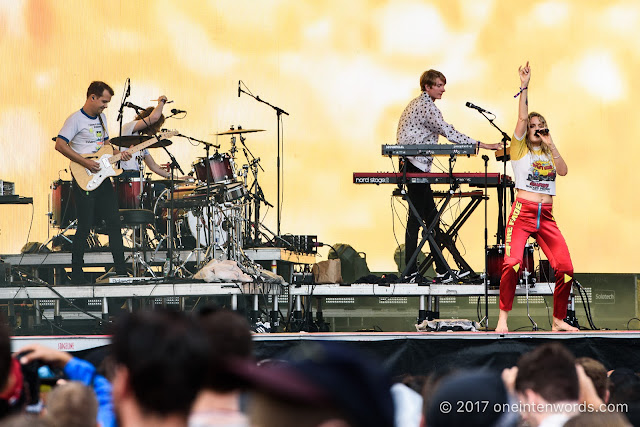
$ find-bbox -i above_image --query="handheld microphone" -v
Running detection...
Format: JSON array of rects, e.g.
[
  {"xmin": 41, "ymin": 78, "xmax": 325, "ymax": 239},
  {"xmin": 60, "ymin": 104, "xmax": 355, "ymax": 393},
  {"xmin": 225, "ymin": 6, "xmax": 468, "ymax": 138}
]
[
  {"xmin": 171, "ymin": 108, "xmax": 186, "ymax": 114},
  {"xmin": 238, "ymin": 80, "xmax": 241, "ymax": 97},
  {"xmin": 124, "ymin": 101, "xmax": 143, "ymax": 111},
  {"xmin": 534, "ymin": 128, "xmax": 550, "ymax": 136},
  {"xmin": 465, "ymin": 102, "xmax": 492, "ymax": 115}
]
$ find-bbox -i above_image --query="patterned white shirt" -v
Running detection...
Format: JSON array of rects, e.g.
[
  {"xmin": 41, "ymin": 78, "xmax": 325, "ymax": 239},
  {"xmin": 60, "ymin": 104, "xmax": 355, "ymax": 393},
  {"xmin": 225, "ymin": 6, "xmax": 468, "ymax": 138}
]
[{"xmin": 396, "ymin": 92, "xmax": 476, "ymax": 172}]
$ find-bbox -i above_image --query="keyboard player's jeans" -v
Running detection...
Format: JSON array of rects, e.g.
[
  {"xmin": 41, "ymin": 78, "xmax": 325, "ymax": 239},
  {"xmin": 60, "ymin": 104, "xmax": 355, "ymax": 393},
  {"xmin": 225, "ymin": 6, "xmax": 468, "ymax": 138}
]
[{"xmin": 404, "ymin": 162, "xmax": 448, "ymax": 276}]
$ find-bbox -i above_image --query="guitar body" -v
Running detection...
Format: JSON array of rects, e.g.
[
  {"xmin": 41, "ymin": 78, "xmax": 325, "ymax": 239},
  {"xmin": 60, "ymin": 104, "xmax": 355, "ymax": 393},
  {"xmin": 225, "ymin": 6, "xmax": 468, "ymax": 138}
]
[
  {"xmin": 69, "ymin": 145, "xmax": 123, "ymax": 191},
  {"xmin": 68, "ymin": 130, "xmax": 177, "ymax": 191}
]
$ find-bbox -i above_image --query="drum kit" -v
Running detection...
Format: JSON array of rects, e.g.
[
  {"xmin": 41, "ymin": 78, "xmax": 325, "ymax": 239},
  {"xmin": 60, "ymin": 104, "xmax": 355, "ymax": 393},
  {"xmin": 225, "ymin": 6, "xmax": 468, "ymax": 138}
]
[{"xmin": 48, "ymin": 127, "xmax": 271, "ymax": 276}]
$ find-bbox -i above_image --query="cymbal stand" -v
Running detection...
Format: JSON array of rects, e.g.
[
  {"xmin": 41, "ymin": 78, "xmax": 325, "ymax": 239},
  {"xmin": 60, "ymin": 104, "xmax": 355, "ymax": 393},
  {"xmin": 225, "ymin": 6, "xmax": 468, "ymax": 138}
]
[
  {"xmin": 162, "ymin": 147, "xmax": 184, "ymax": 277},
  {"xmin": 239, "ymin": 135, "xmax": 272, "ymax": 246},
  {"xmin": 173, "ymin": 132, "xmax": 221, "ymax": 265},
  {"xmin": 201, "ymin": 141, "xmax": 218, "ymax": 263}
]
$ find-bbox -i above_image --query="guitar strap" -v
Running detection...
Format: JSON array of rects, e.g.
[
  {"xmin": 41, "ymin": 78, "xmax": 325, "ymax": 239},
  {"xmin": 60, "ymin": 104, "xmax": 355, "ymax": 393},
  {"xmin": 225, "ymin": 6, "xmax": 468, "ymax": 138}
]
[{"xmin": 96, "ymin": 113, "xmax": 106, "ymax": 145}]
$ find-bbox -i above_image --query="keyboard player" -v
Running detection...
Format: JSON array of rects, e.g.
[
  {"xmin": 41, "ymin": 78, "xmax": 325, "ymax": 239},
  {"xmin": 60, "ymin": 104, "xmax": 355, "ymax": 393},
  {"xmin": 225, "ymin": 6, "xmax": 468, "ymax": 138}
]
[{"xmin": 397, "ymin": 69, "xmax": 502, "ymax": 280}]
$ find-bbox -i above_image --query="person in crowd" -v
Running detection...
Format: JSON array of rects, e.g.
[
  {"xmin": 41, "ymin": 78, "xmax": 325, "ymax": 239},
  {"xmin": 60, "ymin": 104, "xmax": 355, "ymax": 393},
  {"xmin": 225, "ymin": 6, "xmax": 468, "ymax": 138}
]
[
  {"xmin": 424, "ymin": 370, "xmax": 518, "ymax": 427},
  {"xmin": 228, "ymin": 341, "xmax": 395, "ymax": 427},
  {"xmin": 109, "ymin": 309, "xmax": 210, "ymax": 427},
  {"xmin": 16, "ymin": 343, "xmax": 114, "ymax": 427},
  {"xmin": 564, "ymin": 411, "xmax": 631, "ymax": 427},
  {"xmin": 0, "ymin": 322, "xmax": 25, "ymax": 420},
  {"xmin": 44, "ymin": 381, "xmax": 98, "ymax": 427},
  {"xmin": 189, "ymin": 307, "xmax": 253, "ymax": 427},
  {"xmin": 55, "ymin": 81, "xmax": 132, "ymax": 284},
  {"xmin": 0, "ymin": 414, "xmax": 52, "ymax": 427},
  {"xmin": 496, "ymin": 62, "xmax": 577, "ymax": 332},
  {"xmin": 576, "ymin": 357, "xmax": 610, "ymax": 403},
  {"xmin": 506, "ymin": 343, "xmax": 580, "ymax": 426},
  {"xmin": 396, "ymin": 69, "xmax": 502, "ymax": 281}
]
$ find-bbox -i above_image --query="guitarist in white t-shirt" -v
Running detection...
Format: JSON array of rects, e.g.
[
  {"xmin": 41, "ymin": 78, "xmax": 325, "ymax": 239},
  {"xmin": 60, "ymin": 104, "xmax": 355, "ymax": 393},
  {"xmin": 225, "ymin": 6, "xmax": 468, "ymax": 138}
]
[{"xmin": 55, "ymin": 81, "xmax": 133, "ymax": 284}]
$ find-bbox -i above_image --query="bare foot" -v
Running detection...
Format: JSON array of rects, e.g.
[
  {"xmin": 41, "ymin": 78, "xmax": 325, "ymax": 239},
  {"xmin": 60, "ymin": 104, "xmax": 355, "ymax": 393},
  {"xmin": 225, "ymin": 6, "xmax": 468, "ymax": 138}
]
[
  {"xmin": 495, "ymin": 310, "xmax": 509, "ymax": 333},
  {"xmin": 552, "ymin": 318, "xmax": 579, "ymax": 332},
  {"xmin": 495, "ymin": 321, "xmax": 509, "ymax": 333}
]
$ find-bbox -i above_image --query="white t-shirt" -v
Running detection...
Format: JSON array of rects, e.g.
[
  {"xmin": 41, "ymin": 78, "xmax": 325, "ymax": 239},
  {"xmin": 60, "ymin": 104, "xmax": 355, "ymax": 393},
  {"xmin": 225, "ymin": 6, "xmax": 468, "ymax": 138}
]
[
  {"xmin": 118, "ymin": 120, "xmax": 150, "ymax": 171},
  {"xmin": 57, "ymin": 109, "xmax": 109, "ymax": 154},
  {"xmin": 510, "ymin": 132, "xmax": 557, "ymax": 196}
]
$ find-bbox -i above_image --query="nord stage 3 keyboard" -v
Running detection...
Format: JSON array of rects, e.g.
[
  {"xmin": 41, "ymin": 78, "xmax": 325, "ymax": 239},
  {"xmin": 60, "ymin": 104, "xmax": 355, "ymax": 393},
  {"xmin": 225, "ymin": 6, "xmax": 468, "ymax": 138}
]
[
  {"xmin": 381, "ymin": 144, "xmax": 476, "ymax": 156},
  {"xmin": 353, "ymin": 172, "xmax": 513, "ymax": 187}
]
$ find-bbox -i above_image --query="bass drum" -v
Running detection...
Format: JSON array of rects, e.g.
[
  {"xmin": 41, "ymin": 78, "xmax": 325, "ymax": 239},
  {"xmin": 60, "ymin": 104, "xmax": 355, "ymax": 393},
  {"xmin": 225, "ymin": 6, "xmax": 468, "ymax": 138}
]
[
  {"xmin": 113, "ymin": 177, "xmax": 146, "ymax": 209},
  {"xmin": 185, "ymin": 206, "xmax": 232, "ymax": 249},
  {"xmin": 50, "ymin": 180, "xmax": 76, "ymax": 228},
  {"xmin": 486, "ymin": 244, "xmax": 534, "ymax": 289}
]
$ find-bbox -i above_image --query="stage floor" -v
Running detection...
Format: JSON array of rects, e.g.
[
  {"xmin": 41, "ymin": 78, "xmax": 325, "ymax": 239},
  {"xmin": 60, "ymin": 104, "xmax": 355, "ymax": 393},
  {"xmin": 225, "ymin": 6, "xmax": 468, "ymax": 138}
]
[{"xmin": 11, "ymin": 330, "xmax": 640, "ymax": 376}]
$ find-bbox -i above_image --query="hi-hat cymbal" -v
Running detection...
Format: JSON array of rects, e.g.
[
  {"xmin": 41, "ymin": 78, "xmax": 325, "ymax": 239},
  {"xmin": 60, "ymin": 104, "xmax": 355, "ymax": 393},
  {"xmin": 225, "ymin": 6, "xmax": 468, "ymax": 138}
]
[
  {"xmin": 213, "ymin": 128, "xmax": 265, "ymax": 136},
  {"xmin": 110, "ymin": 135, "xmax": 173, "ymax": 148}
]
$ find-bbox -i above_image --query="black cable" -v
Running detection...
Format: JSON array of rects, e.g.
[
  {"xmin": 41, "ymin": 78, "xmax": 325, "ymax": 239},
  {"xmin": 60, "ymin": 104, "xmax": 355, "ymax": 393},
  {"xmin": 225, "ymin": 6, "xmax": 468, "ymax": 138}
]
[
  {"xmin": 626, "ymin": 318, "xmax": 640, "ymax": 330},
  {"xmin": 14, "ymin": 268, "xmax": 110, "ymax": 324}
]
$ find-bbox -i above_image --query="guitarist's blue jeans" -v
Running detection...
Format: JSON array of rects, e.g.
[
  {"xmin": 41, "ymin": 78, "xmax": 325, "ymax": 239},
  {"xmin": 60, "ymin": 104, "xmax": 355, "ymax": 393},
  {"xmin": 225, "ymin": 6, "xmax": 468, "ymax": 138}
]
[{"xmin": 72, "ymin": 179, "xmax": 127, "ymax": 276}]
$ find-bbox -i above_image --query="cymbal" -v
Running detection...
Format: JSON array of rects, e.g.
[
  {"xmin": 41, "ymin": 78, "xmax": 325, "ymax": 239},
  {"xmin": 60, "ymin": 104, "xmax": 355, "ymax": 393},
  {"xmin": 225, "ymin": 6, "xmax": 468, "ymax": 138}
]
[
  {"xmin": 213, "ymin": 128, "xmax": 265, "ymax": 136},
  {"xmin": 110, "ymin": 135, "xmax": 173, "ymax": 148}
]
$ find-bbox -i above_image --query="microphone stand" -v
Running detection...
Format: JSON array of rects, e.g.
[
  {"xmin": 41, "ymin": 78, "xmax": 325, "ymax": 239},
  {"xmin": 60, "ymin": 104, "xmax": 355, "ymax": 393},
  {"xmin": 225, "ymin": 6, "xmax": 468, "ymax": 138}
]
[
  {"xmin": 480, "ymin": 155, "xmax": 490, "ymax": 330},
  {"xmin": 476, "ymin": 111, "xmax": 511, "ymax": 245},
  {"xmin": 472, "ymin": 110, "xmax": 511, "ymax": 330},
  {"xmin": 239, "ymin": 85, "xmax": 289, "ymax": 237}
]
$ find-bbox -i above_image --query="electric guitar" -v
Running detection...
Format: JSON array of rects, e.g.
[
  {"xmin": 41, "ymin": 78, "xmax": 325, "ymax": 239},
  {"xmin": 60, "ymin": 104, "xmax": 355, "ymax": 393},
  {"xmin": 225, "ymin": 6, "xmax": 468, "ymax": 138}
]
[{"xmin": 69, "ymin": 130, "xmax": 179, "ymax": 191}]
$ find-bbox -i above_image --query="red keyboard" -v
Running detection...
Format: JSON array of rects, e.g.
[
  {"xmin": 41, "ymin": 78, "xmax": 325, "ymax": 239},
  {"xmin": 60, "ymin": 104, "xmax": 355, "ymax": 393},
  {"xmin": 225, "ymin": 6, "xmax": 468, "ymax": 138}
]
[{"xmin": 353, "ymin": 172, "xmax": 513, "ymax": 187}]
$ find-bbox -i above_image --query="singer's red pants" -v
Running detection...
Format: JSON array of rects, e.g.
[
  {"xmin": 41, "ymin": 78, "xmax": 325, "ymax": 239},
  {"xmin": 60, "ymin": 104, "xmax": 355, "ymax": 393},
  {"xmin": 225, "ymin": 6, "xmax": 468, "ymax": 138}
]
[{"xmin": 500, "ymin": 198, "xmax": 573, "ymax": 319}]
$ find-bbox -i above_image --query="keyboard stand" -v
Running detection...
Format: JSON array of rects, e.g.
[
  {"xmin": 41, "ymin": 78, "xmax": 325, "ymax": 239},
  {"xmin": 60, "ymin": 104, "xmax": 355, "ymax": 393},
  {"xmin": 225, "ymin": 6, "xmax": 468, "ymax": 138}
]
[
  {"xmin": 400, "ymin": 155, "xmax": 460, "ymax": 281},
  {"xmin": 418, "ymin": 191, "xmax": 485, "ymax": 278}
]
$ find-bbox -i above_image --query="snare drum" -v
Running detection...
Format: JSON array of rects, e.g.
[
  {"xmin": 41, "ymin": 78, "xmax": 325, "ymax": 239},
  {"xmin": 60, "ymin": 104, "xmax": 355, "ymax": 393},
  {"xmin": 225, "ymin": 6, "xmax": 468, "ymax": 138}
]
[
  {"xmin": 224, "ymin": 182, "xmax": 247, "ymax": 202},
  {"xmin": 114, "ymin": 177, "xmax": 145, "ymax": 209},
  {"xmin": 486, "ymin": 244, "xmax": 534, "ymax": 288},
  {"xmin": 193, "ymin": 153, "xmax": 235, "ymax": 184},
  {"xmin": 50, "ymin": 180, "xmax": 76, "ymax": 228}
]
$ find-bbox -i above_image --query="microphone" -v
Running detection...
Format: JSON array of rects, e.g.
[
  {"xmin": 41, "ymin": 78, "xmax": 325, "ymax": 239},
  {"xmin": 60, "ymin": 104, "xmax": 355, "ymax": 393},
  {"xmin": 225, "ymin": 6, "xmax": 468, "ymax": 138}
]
[
  {"xmin": 238, "ymin": 80, "xmax": 241, "ymax": 97},
  {"xmin": 465, "ymin": 102, "xmax": 492, "ymax": 115},
  {"xmin": 534, "ymin": 128, "xmax": 549, "ymax": 136},
  {"xmin": 171, "ymin": 108, "xmax": 186, "ymax": 114},
  {"xmin": 125, "ymin": 78, "xmax": 131, "ymax": 98},
  {"xmin": 124, "ymin": 101, "xmax": 143, "ymax": 111}
]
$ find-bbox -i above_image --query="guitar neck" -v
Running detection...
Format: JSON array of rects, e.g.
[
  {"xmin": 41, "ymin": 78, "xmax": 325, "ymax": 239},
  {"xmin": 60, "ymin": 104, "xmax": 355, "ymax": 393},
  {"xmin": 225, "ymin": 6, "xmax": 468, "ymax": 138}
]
[{"xmin": 108, "ymin": 130, "xmax": 178, "ymax": 164}]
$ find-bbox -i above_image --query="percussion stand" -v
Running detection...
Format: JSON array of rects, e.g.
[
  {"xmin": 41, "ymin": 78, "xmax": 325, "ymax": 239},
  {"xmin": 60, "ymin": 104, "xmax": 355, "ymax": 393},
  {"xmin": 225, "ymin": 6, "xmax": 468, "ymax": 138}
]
[
  {"xmin": 160, "ymin": 146, "xmax": 185, "ymax": 277},
  {"xmin": 200, "ymin": 141, "xmax": 219, "ymax": 263}
]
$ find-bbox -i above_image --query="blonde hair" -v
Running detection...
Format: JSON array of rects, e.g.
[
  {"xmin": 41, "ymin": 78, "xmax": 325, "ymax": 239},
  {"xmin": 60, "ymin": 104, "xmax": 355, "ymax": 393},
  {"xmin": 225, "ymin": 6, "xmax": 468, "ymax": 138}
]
[
  {"xmin": 419, "ymin": 69, "xmax": 446, "ymax": 91},
  {"xmin": 135, "ymin": 107, "xmax": 165, "ymax": 135},
  {"xmin": 526, "ymin": 112, "xmax": 553, "ymax": 158}
]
